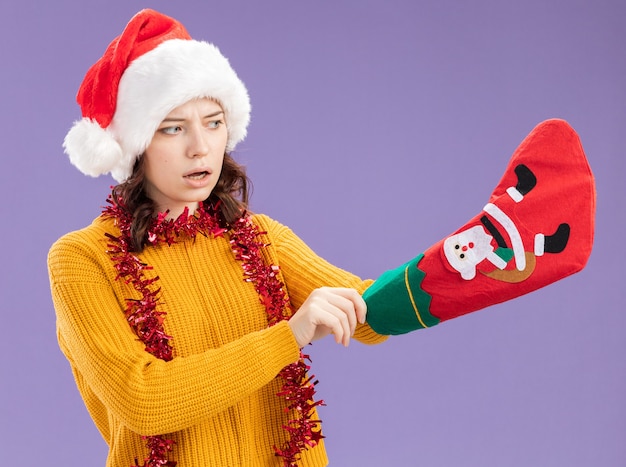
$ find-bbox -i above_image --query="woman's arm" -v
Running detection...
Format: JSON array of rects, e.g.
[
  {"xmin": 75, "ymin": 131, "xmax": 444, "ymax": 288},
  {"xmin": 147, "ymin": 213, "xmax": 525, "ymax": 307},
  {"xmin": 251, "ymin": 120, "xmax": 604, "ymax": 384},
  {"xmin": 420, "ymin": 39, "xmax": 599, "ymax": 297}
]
[
  {"xmin": 48, "ymin": 232, "xmax": 301, "ymax": 436},
  {"xmin": 253, "ymin": 214, "xmax": 387, "ymax": 346}
]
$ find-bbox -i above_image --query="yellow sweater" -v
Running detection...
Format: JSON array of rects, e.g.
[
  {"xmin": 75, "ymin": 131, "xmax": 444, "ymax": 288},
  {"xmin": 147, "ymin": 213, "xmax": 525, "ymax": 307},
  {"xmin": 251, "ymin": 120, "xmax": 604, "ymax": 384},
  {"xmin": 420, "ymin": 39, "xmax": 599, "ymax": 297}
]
[{"xmin": 48, "ymin": 213, "xmax": 386, "ymax": 466}]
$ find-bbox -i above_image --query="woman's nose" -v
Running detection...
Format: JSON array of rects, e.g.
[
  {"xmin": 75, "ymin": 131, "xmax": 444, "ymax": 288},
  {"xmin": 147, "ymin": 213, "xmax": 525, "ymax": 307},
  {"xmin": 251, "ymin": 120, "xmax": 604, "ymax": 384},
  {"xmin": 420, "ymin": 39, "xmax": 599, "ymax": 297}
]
[{"xmin": 186, "ymin": 125, "xmax": 210, "ymax": 158}]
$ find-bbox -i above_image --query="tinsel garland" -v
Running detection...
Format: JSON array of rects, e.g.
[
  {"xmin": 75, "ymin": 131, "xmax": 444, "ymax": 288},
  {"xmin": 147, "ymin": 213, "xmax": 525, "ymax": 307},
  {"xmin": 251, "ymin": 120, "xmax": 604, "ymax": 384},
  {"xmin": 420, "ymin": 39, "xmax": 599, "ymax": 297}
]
[
  {"xmin": 228, "ymin": 215, "xmax": 325, "ymax": 465},
  {"xmin": 103, "ymin": 196, "xmax": 324, "ymax": 467}
]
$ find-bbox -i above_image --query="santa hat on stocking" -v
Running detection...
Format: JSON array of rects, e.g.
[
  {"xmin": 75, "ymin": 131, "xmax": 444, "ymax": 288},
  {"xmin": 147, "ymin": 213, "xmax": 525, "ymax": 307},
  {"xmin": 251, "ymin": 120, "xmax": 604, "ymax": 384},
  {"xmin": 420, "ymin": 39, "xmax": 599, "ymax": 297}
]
[{"xmin": 63, "ymin": 9, "xmax": 251, "ymax": 182}]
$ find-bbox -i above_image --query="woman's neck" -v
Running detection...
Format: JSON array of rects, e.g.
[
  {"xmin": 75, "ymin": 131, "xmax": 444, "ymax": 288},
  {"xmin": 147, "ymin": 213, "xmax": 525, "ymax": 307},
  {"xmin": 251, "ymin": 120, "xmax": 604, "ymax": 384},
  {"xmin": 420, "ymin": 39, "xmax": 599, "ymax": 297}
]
[{"xmin": 156, "ymin": 201, "xmax": 202, "ymax": 220}]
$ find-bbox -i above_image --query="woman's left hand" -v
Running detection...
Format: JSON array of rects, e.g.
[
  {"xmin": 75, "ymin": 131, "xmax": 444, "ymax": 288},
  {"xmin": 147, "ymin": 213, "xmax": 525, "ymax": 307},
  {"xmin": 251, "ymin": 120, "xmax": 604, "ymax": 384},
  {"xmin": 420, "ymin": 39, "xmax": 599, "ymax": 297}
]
[{"xmin": 288, "ymin": 287, "xmax": 367, "ymax": 348}]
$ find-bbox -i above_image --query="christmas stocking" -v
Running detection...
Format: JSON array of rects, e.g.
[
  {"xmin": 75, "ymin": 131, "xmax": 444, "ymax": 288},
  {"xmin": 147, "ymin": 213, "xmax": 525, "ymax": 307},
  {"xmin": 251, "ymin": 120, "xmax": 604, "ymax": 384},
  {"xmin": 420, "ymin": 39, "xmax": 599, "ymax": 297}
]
[{"xmin": 364, "ymin": 119, "xmax": 595, "ymax": 335}]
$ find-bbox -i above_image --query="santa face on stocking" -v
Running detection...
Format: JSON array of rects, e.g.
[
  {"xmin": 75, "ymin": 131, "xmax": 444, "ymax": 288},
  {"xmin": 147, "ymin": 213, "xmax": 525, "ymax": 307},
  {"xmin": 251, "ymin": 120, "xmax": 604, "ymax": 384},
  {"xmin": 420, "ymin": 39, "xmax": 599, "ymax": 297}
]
[{"xmin": 443, "ymin": 226, "xmax": 498, "ymax": 280}]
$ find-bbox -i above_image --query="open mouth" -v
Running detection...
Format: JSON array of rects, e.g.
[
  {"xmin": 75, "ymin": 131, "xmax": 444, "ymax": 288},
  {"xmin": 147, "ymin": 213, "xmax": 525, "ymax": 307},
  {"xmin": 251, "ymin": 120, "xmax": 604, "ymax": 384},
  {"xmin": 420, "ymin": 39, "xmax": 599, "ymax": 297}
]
[{"xmin": 184, "ymin": 171, "xmax": 209, "ymax": 180}]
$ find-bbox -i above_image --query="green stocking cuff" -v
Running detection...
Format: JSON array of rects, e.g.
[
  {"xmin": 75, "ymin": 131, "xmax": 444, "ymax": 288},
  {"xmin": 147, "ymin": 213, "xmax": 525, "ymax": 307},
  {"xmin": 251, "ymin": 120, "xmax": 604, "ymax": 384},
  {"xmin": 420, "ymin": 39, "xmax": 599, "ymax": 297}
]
[{"xmin": 363, "ymin": 254, "xmax": 440, "ymax": 335}]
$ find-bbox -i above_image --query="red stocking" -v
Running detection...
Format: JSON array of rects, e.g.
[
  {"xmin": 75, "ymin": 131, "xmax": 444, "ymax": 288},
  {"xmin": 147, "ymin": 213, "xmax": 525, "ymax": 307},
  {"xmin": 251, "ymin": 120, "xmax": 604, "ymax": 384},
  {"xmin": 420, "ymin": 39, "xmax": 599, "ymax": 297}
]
[{"xmin": 364, "ymin": 119, "xmax": 595, "ymax": 334}]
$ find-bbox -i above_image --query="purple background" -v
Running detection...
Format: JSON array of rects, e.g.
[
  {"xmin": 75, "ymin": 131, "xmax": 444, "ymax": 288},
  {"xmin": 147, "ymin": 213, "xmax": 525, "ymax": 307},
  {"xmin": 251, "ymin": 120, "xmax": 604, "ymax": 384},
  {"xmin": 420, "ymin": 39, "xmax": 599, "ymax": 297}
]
[{"xmin": 2, "ymin": 1, "xmax": 624, "ymax": 465}]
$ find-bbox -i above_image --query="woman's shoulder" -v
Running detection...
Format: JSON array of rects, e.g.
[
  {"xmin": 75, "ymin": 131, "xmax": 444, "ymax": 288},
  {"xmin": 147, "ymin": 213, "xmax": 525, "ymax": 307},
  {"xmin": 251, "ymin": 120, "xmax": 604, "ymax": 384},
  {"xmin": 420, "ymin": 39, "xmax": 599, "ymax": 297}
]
[
  {"xmin": 249, "ymin": 213, "xmax": 290, "ymax": 239},
  {"xmin": 47, "ymin": 215, "xmax": 119, "ymax": 282},
  {"xmin": 49, "ymin": 215, "xmax": 117, "ymax": 257},
  {"xmin": 250, "ymin": 212, "xmax": 276, "ymax": 228}
]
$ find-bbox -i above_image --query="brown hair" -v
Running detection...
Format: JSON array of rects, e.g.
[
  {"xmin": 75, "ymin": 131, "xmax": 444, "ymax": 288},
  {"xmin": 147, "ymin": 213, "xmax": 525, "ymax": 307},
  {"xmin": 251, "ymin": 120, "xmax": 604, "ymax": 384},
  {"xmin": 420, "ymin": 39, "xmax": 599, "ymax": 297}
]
[{"xmin": 111, "ymin": 152, "xmax": 251, "ymax": 252}]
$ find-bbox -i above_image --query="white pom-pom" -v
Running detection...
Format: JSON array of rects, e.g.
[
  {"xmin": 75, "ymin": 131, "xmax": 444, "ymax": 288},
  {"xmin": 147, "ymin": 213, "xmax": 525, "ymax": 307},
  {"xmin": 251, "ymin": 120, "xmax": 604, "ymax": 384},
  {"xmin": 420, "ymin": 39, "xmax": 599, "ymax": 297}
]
[{"xmin": 63, "ymin": 119, "xmax": 123, "ymax": 178}]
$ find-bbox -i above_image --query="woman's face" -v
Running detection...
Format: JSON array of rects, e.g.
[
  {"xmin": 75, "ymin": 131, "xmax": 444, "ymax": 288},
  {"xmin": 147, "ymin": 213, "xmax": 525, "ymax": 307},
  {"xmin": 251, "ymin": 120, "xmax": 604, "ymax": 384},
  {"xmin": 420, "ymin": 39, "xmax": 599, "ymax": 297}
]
[{"xmin": 143, "ymin": 98, "xmax": 227, "ymax": 218}]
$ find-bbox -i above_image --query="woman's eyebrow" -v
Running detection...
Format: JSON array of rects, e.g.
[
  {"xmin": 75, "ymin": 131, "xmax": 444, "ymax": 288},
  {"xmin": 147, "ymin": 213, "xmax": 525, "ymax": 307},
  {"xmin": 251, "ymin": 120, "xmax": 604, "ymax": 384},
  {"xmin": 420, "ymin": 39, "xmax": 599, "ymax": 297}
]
[
  {"xmin": 204, "ymin": 111, "xmax": 225, "ymax": 118},
  {"xmin": 161, "ymin": 111, "xmax": 224, "ymax": 123}
]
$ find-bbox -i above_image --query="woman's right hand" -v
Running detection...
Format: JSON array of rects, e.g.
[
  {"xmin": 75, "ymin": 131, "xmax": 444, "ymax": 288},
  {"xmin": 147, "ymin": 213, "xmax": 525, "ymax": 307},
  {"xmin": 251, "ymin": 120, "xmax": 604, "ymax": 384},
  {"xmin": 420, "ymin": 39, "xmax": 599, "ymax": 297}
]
[{"xmin": 288, "ymin": 287, "xmax": 367, "ymax": 348}]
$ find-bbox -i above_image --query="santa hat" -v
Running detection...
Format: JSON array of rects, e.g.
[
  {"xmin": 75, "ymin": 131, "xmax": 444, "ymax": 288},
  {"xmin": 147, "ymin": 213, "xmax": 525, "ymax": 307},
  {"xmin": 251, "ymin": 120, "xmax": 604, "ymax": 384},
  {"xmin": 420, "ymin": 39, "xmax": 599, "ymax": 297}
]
[{"xmin": 63, "ymin": 9, "xmax": 251, "ymax": 183}]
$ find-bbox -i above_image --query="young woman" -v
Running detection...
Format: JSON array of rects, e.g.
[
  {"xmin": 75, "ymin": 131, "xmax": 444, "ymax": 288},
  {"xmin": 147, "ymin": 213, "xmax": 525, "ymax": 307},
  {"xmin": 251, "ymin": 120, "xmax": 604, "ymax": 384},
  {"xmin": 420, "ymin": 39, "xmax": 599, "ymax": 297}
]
[
  {"xmin": 49, "ymin": 7, "xmax": 595, "ymax": 467},
  {"xmin": 48, "ymin": 9, "xmax": 386, "ymax": 467}
]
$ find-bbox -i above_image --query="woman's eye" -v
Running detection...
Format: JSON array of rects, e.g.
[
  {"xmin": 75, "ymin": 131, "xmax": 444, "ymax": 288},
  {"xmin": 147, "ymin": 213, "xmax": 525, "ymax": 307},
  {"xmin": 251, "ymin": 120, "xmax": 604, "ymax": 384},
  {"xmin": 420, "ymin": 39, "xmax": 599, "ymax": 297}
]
[
  {"xmin": 159, "ymin": 126, "xmax": 182, "ymax": 135},
  {"xmin": 207, "ymin": 120, "xmax": 223, "ymax": 129}
]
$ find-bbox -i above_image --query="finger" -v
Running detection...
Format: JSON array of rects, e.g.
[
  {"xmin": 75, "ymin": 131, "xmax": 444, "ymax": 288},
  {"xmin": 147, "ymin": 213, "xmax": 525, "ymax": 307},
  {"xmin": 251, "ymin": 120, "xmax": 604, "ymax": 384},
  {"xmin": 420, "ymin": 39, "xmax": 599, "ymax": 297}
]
[
  {"xmin": 298, "ymin": 287, "xmax": 363, "ymax": 346},
  {"xmin": 343, "ymin": 288, "xmax": 367, "ymax": 326},
  {"xmin": 313, "ymin": 303, "xmax": 352, "ymax": 346},
  {"xmin": 316, "ymin": 292, "xmax": 356, "ymax": 342},
  {"xmin": 353, "ymin": 293, "xmax": 367, "ymax": 325},
  {"xmin": 320, "ymin": 287, "xmax": 365, "ymax": 330}
]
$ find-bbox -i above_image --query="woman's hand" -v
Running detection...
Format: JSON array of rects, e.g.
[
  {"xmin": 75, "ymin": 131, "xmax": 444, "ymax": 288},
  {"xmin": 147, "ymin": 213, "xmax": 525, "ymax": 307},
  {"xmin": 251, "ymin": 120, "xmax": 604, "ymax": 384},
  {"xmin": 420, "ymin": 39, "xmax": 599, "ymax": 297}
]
[{"xmin": 288, "ymin": 287, "xmax": 367, "ymax": 348}]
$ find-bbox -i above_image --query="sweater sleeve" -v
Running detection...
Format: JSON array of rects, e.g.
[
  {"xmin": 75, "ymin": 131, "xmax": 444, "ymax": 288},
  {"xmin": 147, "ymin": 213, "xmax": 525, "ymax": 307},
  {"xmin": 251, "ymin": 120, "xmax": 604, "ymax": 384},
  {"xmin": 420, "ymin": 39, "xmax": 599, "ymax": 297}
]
[
  {"xmin": 48, "ymin": 230, "xmax": 301, "ymax": 436},
  {"xmin": 254, "ymin": 215, "xmax": 388, "ymax": 345}
]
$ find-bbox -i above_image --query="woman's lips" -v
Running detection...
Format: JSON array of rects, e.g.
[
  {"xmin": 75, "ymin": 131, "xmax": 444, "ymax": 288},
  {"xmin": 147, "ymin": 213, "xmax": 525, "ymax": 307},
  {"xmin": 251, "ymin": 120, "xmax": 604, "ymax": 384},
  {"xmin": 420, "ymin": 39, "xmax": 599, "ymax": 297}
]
[
  {"xmin": 184, "ymin": 171, "xmax": 209, "ymax": 180},
  {"xmin": 183, "ymin": 166, "xmax": 212, "ymax": 178},
  {"xmin": 183, "ymin": 168, "xmax": 212, "ymax": 187}
]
